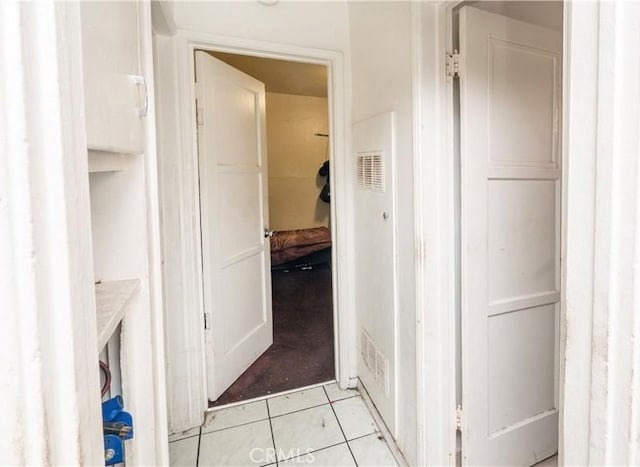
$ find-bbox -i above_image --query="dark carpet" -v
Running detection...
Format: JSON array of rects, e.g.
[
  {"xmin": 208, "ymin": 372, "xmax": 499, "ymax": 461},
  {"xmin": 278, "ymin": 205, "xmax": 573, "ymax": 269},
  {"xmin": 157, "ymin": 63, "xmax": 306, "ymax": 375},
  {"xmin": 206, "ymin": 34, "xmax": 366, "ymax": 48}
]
[{"xmin": 210, "ymin": 265, "xmax": 334, "ymax": 406}]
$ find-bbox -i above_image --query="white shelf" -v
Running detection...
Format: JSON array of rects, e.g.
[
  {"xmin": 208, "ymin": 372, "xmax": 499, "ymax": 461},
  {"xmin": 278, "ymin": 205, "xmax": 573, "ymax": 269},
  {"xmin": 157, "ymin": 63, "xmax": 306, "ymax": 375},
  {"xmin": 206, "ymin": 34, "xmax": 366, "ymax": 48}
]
[
  {"xmin": 88, "ymin": 149, "xmax": 131, "ymax": 173},
  {"xmin": 95, "ymin": 279, "xmax": 140, "ymax": 350}
]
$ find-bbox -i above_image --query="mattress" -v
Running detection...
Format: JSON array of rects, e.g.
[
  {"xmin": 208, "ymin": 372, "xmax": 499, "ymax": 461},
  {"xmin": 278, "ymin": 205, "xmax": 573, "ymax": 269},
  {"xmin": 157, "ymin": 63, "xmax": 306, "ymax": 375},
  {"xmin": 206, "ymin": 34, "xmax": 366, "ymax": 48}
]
[{"xmin": 270, "ymin": 226, "xmax": 331, "ymax": 266}]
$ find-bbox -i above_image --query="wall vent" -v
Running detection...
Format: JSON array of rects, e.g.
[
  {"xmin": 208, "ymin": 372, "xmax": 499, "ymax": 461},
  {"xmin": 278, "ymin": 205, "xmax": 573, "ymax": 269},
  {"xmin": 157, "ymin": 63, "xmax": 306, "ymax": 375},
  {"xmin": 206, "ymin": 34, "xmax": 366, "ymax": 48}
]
[
  {"xmin": 375, "ymin": 349, "xmax": 388, "ymax": 395},
  {"xmin": 356, "ymin": 152, "xmax": 384, "ymax": 192},
  {"xmin": 360, "ymin": 328, "xmax": 389, "ymax": 396},
  {"xmin": 361, "ymin": 330, "xmax": 369, "ymax": 362}
]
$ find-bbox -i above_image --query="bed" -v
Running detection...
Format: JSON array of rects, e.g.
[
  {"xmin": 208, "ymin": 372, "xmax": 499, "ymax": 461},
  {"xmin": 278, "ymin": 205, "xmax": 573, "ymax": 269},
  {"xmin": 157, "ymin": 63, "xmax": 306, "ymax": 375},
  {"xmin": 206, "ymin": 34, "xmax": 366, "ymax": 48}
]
[{"xmin": 270, "ymin": 226, "xmax": 332, "ymax": 269}]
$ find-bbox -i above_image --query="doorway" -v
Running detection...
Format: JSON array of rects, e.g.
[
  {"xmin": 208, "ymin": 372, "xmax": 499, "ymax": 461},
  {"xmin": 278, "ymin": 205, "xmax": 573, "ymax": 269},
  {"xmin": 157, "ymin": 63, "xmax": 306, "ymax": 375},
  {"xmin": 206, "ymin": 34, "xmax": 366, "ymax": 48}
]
[
  {"xmin": 194, "ymin": 50, "xmax": 337, "ymax": 407},
  {"xmin": 452, "ymin": 1, "xmax": 564, "ymax": 465}
]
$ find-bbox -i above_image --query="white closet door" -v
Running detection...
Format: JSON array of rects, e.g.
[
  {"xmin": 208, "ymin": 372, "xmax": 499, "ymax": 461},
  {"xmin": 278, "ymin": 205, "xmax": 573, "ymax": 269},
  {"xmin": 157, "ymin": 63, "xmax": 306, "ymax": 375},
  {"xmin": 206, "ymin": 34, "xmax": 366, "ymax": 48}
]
[
  {"xmin": 195, "ymin": 51, "xmax": 273, "ymax": 401},
  {"xmin": 459, "ymin": 7, "xmax": 562, "ymax": 466}
]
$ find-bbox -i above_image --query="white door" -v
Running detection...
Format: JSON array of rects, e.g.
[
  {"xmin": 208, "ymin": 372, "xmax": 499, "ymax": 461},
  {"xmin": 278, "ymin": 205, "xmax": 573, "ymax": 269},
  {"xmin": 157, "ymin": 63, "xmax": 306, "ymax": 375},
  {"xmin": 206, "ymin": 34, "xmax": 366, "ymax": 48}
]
[
  {"xmin": 195, "ymin": 51, "xmax": 273, "ymax": 401},
  {"xmin": 459, "ymin": 7, "xmax": 562, "ymax": 466}
]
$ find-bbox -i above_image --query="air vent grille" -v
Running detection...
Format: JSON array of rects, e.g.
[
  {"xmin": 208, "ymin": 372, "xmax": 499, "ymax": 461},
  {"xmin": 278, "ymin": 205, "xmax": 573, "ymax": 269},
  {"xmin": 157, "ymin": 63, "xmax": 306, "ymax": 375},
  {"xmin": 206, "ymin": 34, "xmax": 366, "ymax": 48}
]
[
  {"xmin": 356, "ymin": 152, "xmax": 384, "ymax": 192},
  {"xmin": 360, "ymin": 328, "xmax": 389, "ymax": 396}
]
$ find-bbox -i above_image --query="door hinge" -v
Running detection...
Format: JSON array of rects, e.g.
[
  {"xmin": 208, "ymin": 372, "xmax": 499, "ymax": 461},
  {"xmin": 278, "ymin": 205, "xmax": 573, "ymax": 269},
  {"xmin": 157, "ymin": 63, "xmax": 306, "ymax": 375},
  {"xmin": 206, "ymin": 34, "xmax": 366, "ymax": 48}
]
[
  {"xmin": 456, "ymin": 404, "xmax": 463, "ymax": 431},
  {"xmin": 446, "ymin": 51, "xmax": 461, "ymax": 78},
  {"xmin": 196, "ymin": 99, "xmax": 204, "ymax": 126},
  {"xmin": 204, "ymin": 312, "xmax": 211, "ymax": 330}
]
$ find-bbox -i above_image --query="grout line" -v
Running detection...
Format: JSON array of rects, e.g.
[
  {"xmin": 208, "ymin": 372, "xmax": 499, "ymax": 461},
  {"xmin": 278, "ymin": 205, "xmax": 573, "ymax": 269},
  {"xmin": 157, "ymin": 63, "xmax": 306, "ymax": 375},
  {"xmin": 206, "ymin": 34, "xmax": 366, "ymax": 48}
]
[
  {"xmin": 323, "ymin": 385, "xmax": 359, "ymax": 466},
  {"xmin": 346, "ymin": 431, "xmax": 381, "ymax": 444},
  {"xmin": 190, "ymin": 385, "xmax": 363, "ymax": 466},
  {"xmin": 207, "ymin": 380, "xmax": 337, "ymax": 413},
  {"xmin": 196, "ymin": 426, "xmax": 202, "ymax": 467},
  {"xmin": 327, "ymin": 394, "xmax": 361, "ymax": 405},
  {"xmin": 270, "ymin": 402, "xmax": 329, "ymax": 419},
  {"xmin": 198, "ymin": 394, "xmax": 361, "ymax": 438},
  {"xmin": 200, "ymin": 415, "xmax": 270, "ymax": 436},
  {"xmin": 335, "ymin": 397, "xmax": 378, "ymax": 442},
  {"xmin": 276, "ymin": 440, "xmax": 350, "ymax": 464},
  {"xmin": 325, "ymin": 390, "xmax": 361, "ymax": 404},
  {"xmin": 170, "ymin": 391, "xmax": 363, "ymax": 456},
  {"xmin": 268, "ymin": 386, "xmax": 360, "ymax": 420},
  {"xmin": 270, "ymin": 397, "xmax": 355, "ymax": 420},
  {"xmin": 357, "ymin": 379, "xmax": 408, "ymax": 467},
  {"xmin": 269, "ymin": 393, "xmax": 361, "ymax": 420},
  {"xmin": 169, "ymin": 432, "xmax": 200, "ymax": 443},
  {"xmin": 265, "ymin": 397, "xmax": 279, "ymax": 467}
]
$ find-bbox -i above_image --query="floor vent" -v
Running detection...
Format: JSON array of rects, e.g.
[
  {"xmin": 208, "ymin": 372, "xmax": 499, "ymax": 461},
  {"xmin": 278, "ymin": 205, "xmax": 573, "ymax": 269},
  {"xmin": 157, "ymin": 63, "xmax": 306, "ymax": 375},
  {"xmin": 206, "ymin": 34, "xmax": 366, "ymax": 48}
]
[{"xmin": 360, "ymin": 329, "xmax": 389, "ymax": 396}]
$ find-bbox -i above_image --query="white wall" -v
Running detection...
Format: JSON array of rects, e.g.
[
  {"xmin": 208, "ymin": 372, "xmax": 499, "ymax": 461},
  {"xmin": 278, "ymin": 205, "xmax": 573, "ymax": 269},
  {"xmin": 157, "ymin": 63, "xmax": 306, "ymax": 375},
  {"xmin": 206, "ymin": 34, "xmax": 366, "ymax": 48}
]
[
  {"xmin": 266, "ymin": 92, "xmax": 330, "ymax": 231},
  {"xmin": 155, "ymin": 0, "xmax": 355, "ymax": 434},
  {"xmin": 173, "ymin": 1, "xmax": 350, "ymax": 52},
  {"xmin": 469, "ymin": 1, "xmax": 563, "ymax": 31},
  {"xmin": 157, "ymin": 4, "xmax": 418, "ymax": 463},
  {"xmin": 155, "ymin": 2, "xmax": 640, "ymax": 467},
  {"xmin": 349, "ymin": 2, "xmax": 417, "ymax": 464}
]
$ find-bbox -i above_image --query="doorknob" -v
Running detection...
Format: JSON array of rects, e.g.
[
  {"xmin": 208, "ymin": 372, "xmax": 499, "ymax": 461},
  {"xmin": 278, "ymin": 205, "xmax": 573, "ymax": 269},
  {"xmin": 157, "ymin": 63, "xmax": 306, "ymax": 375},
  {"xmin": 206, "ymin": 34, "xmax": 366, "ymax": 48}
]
[{"xmin": 264, "ymin": 228, "xmax": 274, "ymax": 238}]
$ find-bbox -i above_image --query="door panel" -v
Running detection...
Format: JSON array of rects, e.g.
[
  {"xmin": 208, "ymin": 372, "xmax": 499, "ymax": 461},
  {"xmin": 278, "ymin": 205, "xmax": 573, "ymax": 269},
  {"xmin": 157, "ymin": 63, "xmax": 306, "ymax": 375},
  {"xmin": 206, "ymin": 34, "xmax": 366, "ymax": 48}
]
[
  {"xmin": 218, "ymin": 172, "xmax": 264, "ymax": 257},
  {"xmin": 219, "ymin": 254, "xmax": 269, "ymax": 354},
  {"xmin": 210, "ymin": 80, "xmax": 261, "ymax": 167},
  {"xmin": 80, "ymin": 1, "xmax": 143, "ymax": 154},
  {"xmin": 353, "ymin": 112, "xmax": 398, "ymax": 436},
  {"xmin": 487, "ymin": 40, "xmax": 559, "ymax": 167},
  {"xmin": 460, "ymin": 7, "xmax": 561, "ymax": 466},
  {"xmin": 488, "ymin": 179, "xmax": 558, "ymax": 302},
  {"xmin": 196, "ymin": 51, "xmax": 272, "ymax": 401},
  {"xmin": 487, "ymin": 303, "xmax": 557, "ymax": 433}
]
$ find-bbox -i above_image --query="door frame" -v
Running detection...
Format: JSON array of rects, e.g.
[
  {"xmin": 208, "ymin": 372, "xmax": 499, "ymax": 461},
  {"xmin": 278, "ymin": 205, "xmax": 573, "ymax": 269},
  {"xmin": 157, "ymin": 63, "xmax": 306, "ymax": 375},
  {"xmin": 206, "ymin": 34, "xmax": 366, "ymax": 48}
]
[
  {"xmin": 413, "ymin": 2, "xmax": 569, "ymax": 465},
  {"xmin": 174, "ymin": 31, "xmax": 354, "ymax": 415},
  {"xmin": 412, "ymin": 3, "xmax": 459, "ymax": 465}
]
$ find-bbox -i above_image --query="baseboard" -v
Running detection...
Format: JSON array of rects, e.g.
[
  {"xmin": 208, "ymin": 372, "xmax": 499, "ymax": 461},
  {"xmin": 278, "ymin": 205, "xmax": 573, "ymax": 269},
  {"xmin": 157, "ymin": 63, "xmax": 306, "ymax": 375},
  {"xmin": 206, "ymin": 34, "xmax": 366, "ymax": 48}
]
[
  {"xmin": 205, "ymin": 379, "xmax": 336, "ymax": 413},
  {"xmin": 357, "ymin": 379, "xmax": 410, "ymax": 467}
]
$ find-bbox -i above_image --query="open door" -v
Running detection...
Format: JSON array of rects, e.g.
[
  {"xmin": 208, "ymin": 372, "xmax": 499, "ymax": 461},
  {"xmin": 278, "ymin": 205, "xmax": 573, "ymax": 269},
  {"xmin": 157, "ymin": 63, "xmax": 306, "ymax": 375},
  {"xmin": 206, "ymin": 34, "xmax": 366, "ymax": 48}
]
[
  {"xmin": 459, "ymin": 7, "xmax": 562, "ymax": 466},
  {"xmin": 195, "ymin": 51, "xmax": 273, "ymax": 401}
]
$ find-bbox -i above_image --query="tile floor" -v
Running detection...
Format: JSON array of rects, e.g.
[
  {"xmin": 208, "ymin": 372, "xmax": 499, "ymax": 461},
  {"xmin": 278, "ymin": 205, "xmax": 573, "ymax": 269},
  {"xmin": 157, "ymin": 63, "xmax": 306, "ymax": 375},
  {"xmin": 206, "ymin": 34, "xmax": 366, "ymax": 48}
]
[
  {"xmin": 533, "ymin": 455, "xmax": 557, "ymax": 467},
  {"xmin": 169, "ymin": 382, "xmax": 399, "ymax": 467}
]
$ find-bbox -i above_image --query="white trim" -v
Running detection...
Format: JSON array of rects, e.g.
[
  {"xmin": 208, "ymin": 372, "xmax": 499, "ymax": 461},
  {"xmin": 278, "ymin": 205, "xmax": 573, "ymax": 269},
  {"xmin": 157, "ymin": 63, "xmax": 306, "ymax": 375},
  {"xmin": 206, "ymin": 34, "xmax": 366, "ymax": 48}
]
[
  {"xmin": 558, "ymin": 4, "xmax": 595, "ymax": 462},
  {"xmin": 358, "ymin": 380, "xmax": 409, "ymax": 467},
  {"xmin": 416, "ymin": 2, "xmax": 572, "ymax": 465},
  {"xmin": 172, "ymin": 30, "xmax": 354, "ymax": 424},
  {"xmin": 139, "ymin": 2, "xmax": 170, "ymax": 464},
  {"xmin": 414, "ymin": 2, "xmax": 458, "ymax": 466},
  {"xmin": 0, "ymin": 1, "xmax": 103, "ymax": 463},
  {"xmin": 411, "ymin": 5, "xmax": 426, "ymax": 464},
  {"xmin": 413, "ymin": 2, "xmax": 640, "ymax": 467},
  {"xmin": 561, "ymin": 2, "xmax": 640, "ymax": 464},
  {"xmin": 207, "ymin": 380, "xmax": 336, "ymax": 413}
]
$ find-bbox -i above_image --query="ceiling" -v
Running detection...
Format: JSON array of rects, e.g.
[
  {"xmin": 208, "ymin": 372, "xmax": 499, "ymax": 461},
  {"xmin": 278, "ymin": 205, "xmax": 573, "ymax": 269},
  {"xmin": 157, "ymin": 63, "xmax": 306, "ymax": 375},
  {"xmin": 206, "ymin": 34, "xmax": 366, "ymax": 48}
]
[
  {"xmin": 208, "ymin": 51, "xmax": 328, "ymax": 98},
  {"xmin": 466, "ymin": 1, "xmax": 563, "ymax": 31}
]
